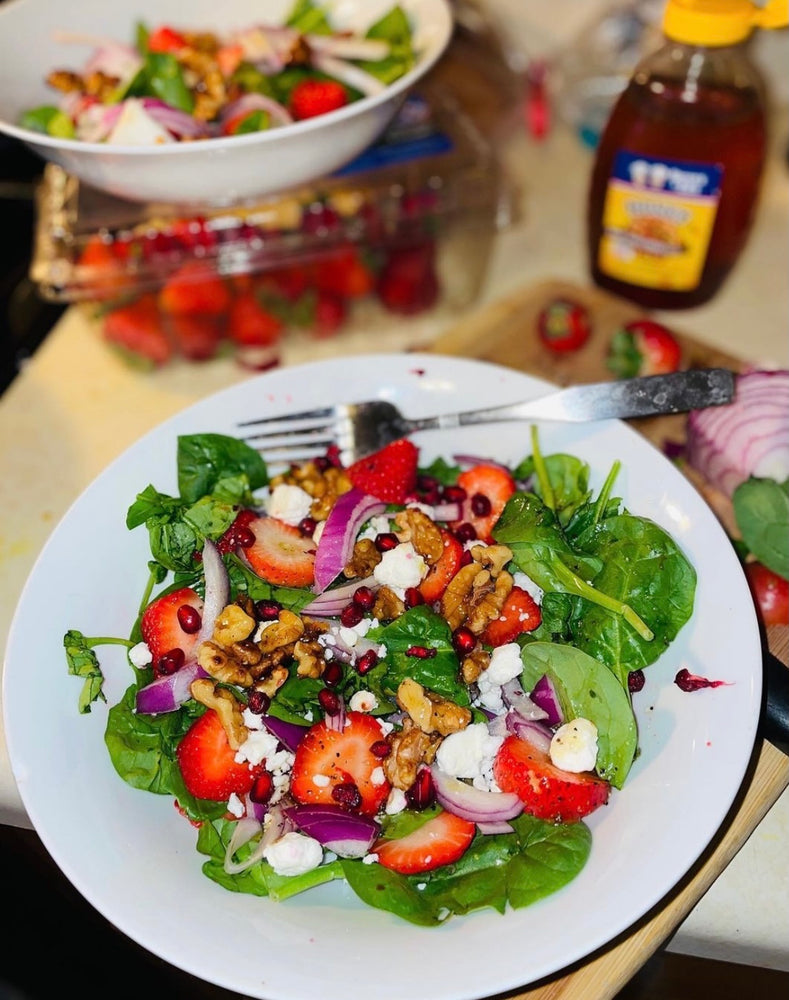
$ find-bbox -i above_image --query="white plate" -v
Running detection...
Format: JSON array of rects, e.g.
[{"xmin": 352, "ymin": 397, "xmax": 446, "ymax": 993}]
[
  {"xmin": 3, "ymin": 353, "xmax": 761, "ymax": 1000},
  {"xmin": 0, "ymin": 0, "xmax": 452, "ymax": 205}
]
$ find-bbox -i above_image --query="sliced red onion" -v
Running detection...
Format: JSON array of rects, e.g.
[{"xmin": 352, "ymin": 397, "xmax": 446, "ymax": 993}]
[
  {"xmin": 196, "ymin": 538, "xmax": 230, "ymax": 646},
  {"xmin": 301, "ymin": 575, "xmax": 379, "ymax": 615},
  {"xmin": 686, "ymin": 370, "xmax": 789, "ymax": 497},
  {"xmin": 283, "ymin": 804, "xmax": 380, "ymax": 858},
  {"xmin": 244, "ymin": 792, "xmax": 268, "ymax": 824},
  {"xmin": 224, "ymin": 803, "xmax": 293, "ymax": 874},
  {"xmin": 232, "ymin": 25, "xmax": 300, "ymax": 74},
  {"xmin": 530, "ymin": 673, "xmax": 564, "ymax": 726},
  {"xmin": 135, "ymin": 660, "xmax": 209, "ymax": 715},
  {"xmin": 476, "ymin": 819, "xmax": 515, "ymax": 835},
  {"xmin": 505, "ymin": 713, "xmax": 553, "ymax": 754},
  {"xmin": 259, "ymin": 714, "xmax": 309, "ymax": 752},
  {"xmin": 306, "ymin": 34, "xmax": 390, "ymax": 61},
  {"xmin": 140, "ymin": 99, "xmax": 212, "ymax": 139},
  {"xmin": 219, "ymin": 92, "xmax": 293, "ymax": 129},
  {"xmin": 83, "ymin": 42, "xmax": 142, "ymax": 83},
  {"xmin": 501, "ymin": 678, "xmax": 549, "ymax": 721},
  {"xmin": 75, "ymin": 102, "xmax": 123, "ymax": 142},
  {"xmin": 422, "ymin": 501, "xmax": 462, "ymax": 522},
  {"xmin": 309, "ymin": 52, "xmax": 387, "ymax": 97},
  {"xmin": 313, "ymin": 489, "xmax": 385, "ymax": 593},
  {"xmin": 324, "ymin": 697, "xmax": 347, "ymax": 733},
  {"xmin": 430, "ymin": 765, "xmax": 523, "ymax": 823}
]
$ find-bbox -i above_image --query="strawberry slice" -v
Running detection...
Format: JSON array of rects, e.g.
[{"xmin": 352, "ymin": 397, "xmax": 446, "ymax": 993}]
[
  {"xmin": 244, "ymin": 516, "xmax": 316, "ymax": 587},
  {"xmin": 347, "ymin": 439, "xmax": 418, "ymax": 504},
  {"xmin": 290, "ymin": 711, "xmax": 391, "ymax": 816},
  {"xmin": 147, "ymin": 25, "xmax": 187, "ymax": 53},
  {"xmin": 103, "ymin": 294, "xmax": 172, "ymax": 368},
  {"xmin": 140, "ymin": 586, "xmax": 204, "ymax": 669},
  {"xmin": 451, "ymin": 464, "xmax": 516, "ymax": 543},
  {"xmin": 176, "ymin": 709, "xmax": 259, "ymax": 801},
  {"xmin": 289, "ymin": 78, "xmax": 348, "ymax": 120},
  {"xmin": 493, "ymin": 734, "xmax": 610, "ymax": 824},
  {"xmin": 227, "ymin": 292, "xmax": 283, "ymax": 348},
  {"xmin": 158, "ymin": 261, "xmax": 231, "ymax": 316},
  {"xmin": 373, "ymin": 809, "xmax": 476, "ymax": 874},
  {"xmin": 419, "ymin": 528, "xmax": 464, "ymax": 604},
  {"xmin": 480, "ymin": 586, "xmax": 542, "ymax": 646},
  {"xmin": 606, "ymin": 319, "xmax": 682, "ymax": 378}
]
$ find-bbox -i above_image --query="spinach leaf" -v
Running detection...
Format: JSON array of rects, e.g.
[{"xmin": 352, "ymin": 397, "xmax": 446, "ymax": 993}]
[
  {"xmin": 732, "ymin": 477, "xmax": 789, "ymax": 579},
  {"xmin": 516, "ymin": 453, "xmax": 593, "ymax": 527},
  {"xmin": 519, "ymin": 642, "xmax": 638, "ymax": 788},
  {"xmin": 177, "ymin": 433, "xmax": 268, "ymax": 504},
  {"xmin": 358, "ymin": 6, "xmax": 415, "ymax": 84}
]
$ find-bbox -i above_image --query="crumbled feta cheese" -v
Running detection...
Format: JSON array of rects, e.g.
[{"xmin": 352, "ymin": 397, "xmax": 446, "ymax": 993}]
[
  {"xmin": 241, "ymin": 707, "xmax": 264, "ymax": 730},
  {"xmin": 512, "ymin": 570, "xmax": 544, "ymax": 605},
  {"xmin": 264, "ymin": 483, "xmax": 313, "ymax": 525},
  {"xmin": 263, "ymin": 832, "xmax": 323, "ymax": 876},
  {"xmin": 385, "ymin": 787, "xmax": 407, "ymax": 814},
  {"xmin": 106, "ymin": 98, "xmax": 174, "ymax": 145},
  {"xmin": 475, "ymin": 643, "xmax": 523, "ymax": 713},
  {"xmin": 373, "ymin": 542, "xmax": 427, "ymax": 592},
  {"xmin": 235, "ymin": 729, "xmax": 279, "ymax": 767},
  {"xmin": 370, "ymin": 766, "xmax": 386, "ymax": 786},
  {"xmin": 435, "ymin": 722, "xmax": 504, "ymax": 791},
  {"xmin": 129, "ymin": 641, "xmax": 153, "ymax": 668},
  {"xmin": 234, "ymin": 728, "xmax": 294, "ymax": 804},
  {"xmin": 226, "ymin": 792, "xmax": 245, "ymax": 818},
  {"xmin": 363, "ymin": 853, "xmax": 379, "ymax": 865},
  {"xmin": 550, "ymin": 718, "xmax": 599, "ymax": 773},
  {"xmin": 359, "ymin": 515, "xmax": 392, "ymax": 541},
  {"xmin": 349, "ymin": 690, "xmax": 378, "ymax": 713}
]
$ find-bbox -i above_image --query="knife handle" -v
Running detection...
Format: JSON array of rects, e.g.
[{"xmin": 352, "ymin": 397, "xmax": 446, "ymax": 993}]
[{"xmin": 761, "ymin": 648, "xmax": 789, "ymax": 756}]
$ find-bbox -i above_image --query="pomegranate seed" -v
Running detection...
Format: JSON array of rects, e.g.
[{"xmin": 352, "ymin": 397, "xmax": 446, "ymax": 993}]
[
  {"xmin": 326, "ymin": 444, "xmax": 343, "ymax": 468},
  {"xmin": 234, "ymin": 525, "xmax": 256, "ymax": 548},
  {"xmin": 420, "ymin": 487, "xmax": 441, "ymax": 505},
  {"xmin": 332, "ymin": 782, "xmax": 363, "ymax": 811},
  {"xmin": 318, "ymin": 688, "xmax": 342, "ymax": 715},
  {"xmin": 313, "ymin": 456, "xmax": 331, "ymax": 472},
  {"xmin": 375, "ymin": 532, "xmax": 399, "ymax": 552},
  {"xmin": 470, "ymin": 493, "xmax": 492, "ymax": 517},
  {"xmin": 157, "ymin": 648, "xmax": 185, "ymax": 675},
  {"xmin": 353, "ymin": 586, "xmax": 376, "ymax": 610},
  {"xmin": 406, "ymin": 645, "xmax": 436, "ymax": 659},
  {"xmin": 298, "ymin": 516, "xmax": 317, "ymax": 537},
  {"xmin": 340, "ymin": 603, "xmax": 364, "ymax": 628},
  {"xmin": 628, "ymin": 670, "xmax": 646, "ymax": 693},
  {"xmin": 405, "ymin": 768, "xmax": 435, "ymax": 810},
  {"xmin": 459, "ymin": 549, "xmax": 474, "ymax": 567},
  {"xmin": 356, "ymin": 649, "xmax": 379, "ymax": 675},
  {"xmin": 255, "ymin": 599, "xmax": 281, "ymax": 621},
  {"xmin": 370, "ymin": 739, "xmax": 391, "ymax": 759},
  {"xmin": 403, "ymin": 587, "xmax": 424, "ymax": 609},
  {"xmin": 247, "ymin": 689, "xmax": 271, "ymax": 714},
  {"xmin": 322, "ymin": 661, "xmax": 344, "ymax": 687},
  {"xmin": 417, "ymin": 474, "xmax": 440, "ymax": 493},
  {"xmin": 249, "ymin": 771, "xmax": 274, "ymax": 804},
  {"xmin": 452, "ymin": 626, "xmax": 477, "ymax": 656},
  {"xmin": 442, "ymin": 485, "xmax": 467, "ymax": 504},
  {"xmin": 177, "ymin": 604, "xmax": 202, "ymax": 634},
  {"xmin": 455, "ymin": 522, "xmax": 477, "ymax": 543}
]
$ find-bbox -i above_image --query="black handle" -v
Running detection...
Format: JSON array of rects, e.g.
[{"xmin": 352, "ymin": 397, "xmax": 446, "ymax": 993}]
[{"xmin": 761, "ymin": 647, "xmax": 789, "ymax": 756}]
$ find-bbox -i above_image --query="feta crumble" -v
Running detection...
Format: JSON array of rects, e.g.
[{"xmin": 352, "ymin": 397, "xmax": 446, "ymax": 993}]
[
  {"xmin": 129, "ymin": 641, "xmax": 153, "ymax": 668},
  {"xmin": 475, "ymin": 643, "xmax": 523, "ymax": 713},
  {"xmin": 435, "ymin": 722, "xmax": 504, "ymax": 791},
  {"xmin": 373, "ymin": 542, "xmax": 427, "ymax": 592},
  {"xmin": 264, "ymin": 483, "xmax": 313, "ymax": 525},
  {"xmin": 550, "ymin": 718, "xmax": 599, "ymax": 773},
  {"xmin": 263, "ymin": 832, "xmax": 323, "ymax": 876}
]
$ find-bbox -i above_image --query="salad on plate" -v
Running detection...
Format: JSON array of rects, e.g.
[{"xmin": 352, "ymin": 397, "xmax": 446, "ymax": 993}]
[
  {"xmin": 21, "ymin": 1, "xmax": 415, "ymax": 144},
  {"xmin": 64, "ymin": 426, "xmax": 696, "ymax": 926}
]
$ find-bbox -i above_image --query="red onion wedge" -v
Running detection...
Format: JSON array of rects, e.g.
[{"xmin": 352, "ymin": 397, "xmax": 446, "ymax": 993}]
[
  {"xmin": 141, "ymin": 99, "xmax": 212, "ymax": 139},
  {"xmin": 686, "ymin": 369, "xmax": 789, "ymax": 497},
  {"xmin": 135, "ymin": 661, "xmax": 209, "ymax": 715},
  {"xmin": 284, "ymin": 804, "xmax": 380, "ymax": 858},
  {"xmin": 302, "ymin": 575, "xmax": 379, "ymax": 616},
  {"xmin": 306, "ymin": 34, "xmax": 390, "ymax": 61},
  {"xmin": 501, "ymin": 678, "xmax": 549, "ymax": 722},
  {"xmin": 430, "ymin": 766, "xmax": 523, "ymax": 824},
  {"xmin": 258, "ymin": 715, "xmax": 309, "ymax": 752},
  {"xmin": 196, "ymin": 538, "xmax": 230, "ymax": 645},
  {"xmin": 530, "ymin": 674, "xmax": 564, "ymax": 726},
  {"xmin": 224, "ymin": 803, "xmax": 293, "ymax": 875},
  {"xmin": 313, "ymin": 489, "xmax": 385, "ymax": 593},
  {"xmin": 505, "ymin": 713, "xmax": 553, "ymax": 754},
  {"xmin": 309, "ymin": 53, "xmax": 387, "ymax": 97},
  {"xmin": 219, "ymin": 92, "xmax": 293, "ymax": 129}
]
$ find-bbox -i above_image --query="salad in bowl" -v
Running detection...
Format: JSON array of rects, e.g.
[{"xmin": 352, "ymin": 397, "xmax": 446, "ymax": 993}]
[{"xmin": 65, "ymin": 423, "xmax": 695, "ymax": 926}]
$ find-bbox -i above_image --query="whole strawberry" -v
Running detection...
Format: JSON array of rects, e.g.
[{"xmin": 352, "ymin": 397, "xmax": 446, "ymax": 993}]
[
  {"xmin": 607, "ymin": 319, "xmax": 682, "ymax": 378},
  {"xmin": 347, "ymin": 439, "xmax": 418, "ymax": 504}
]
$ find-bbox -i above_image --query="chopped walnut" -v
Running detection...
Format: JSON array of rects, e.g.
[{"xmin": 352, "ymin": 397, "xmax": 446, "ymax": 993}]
[
  {"xmin": 190, "ymin": 678, "xmax": 247, "ymax": 750},
  {"xmin": 440, "ymin": 563, "xmax": 482, "ymax": 631},
  {"xmin": 198, "ymin": 640, "xmax": 253, "ymax": 687},
  {"xmin": 470, "ymin": 543, "xmax": 513, "ymax": 575},
  {"xmin": 253, "ymin": 666, "xmax": 289, "ymax": 698},
  {"xmin": 372, "ymin": 586, "xmax": 405, "ymax": 622},
  {"xmin": 271, "ymin": 462, "xmax": 352, "ymax": 521},
  {"xmin": 396, "ymin": 678, "xmax": 471, "ymax": 736},
  {"xmin": 344, "ymin": 537, "xmax": 381, "ymax": 579},
  {"xmin": 440, "ymin": 545, "xmax": 515, "ymax": 635},
  {"xmin": 465, "ymin": 570, "xmax": 514, "ymax": 635},
  {"xmin": 230, "ymin": 639, "xmax": 264, "ymax": 667},
  {"xmin": 178, "ymin": 48, "xmax": 226, "ymax": 122},
  {"xmin": 213, "ymin": 604, "xmax": 256, "ymax": 647},
  {"xmin": 46, "ymin": 69, "xmax": 84, "ymax": 93},
  {"xmin": 382, "ymin": 719, "xmax": 441, "ymax": 790},
  {"xmin": 293, "ymin": 638, "xmax": 326, "ymax": 678},
  {"xmin": 258, "ymin": 609, "xmax": 304, "ymax": 652},
  {"xmin": 460, "ymin": 648, "xmax": 491, "ymax": 685},
  {"xmin": 393, "ymin": 509, "xmax": 444, "ymax": 565}
]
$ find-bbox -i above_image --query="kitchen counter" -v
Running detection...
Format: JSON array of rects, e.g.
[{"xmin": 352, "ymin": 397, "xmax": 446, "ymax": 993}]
[{"xmin": 1, "ymin": 48, "xmax": 788, "ymax": 987}]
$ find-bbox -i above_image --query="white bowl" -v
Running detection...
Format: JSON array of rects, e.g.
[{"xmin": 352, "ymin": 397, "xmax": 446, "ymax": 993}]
[{"xmin": 0, "ymin": 0, "xmax": 453, "ymax": 205}]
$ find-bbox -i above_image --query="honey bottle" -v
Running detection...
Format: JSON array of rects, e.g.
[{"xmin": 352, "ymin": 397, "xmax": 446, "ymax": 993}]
[{"xmin": 587, "ymin": 0, "xmax": 788, "ymax": 309}]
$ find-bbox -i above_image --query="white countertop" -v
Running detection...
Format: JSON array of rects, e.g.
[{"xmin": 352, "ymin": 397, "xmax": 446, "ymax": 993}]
[{"xmin": 1, "ymin": 17, "xmax": 788, "ymax": 976}]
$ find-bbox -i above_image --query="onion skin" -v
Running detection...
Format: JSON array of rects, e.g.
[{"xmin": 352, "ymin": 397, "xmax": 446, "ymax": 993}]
[
  {"xmin": 313, "ymin": 489, "xmax": 385, "ymax": 593},
  {"xmin": 430, "ymin": 765, "xmax": 523, "ymax": 823},
  {"xmin": 686, "ymin": 370, "xmax": 789, "ymax": 497}
]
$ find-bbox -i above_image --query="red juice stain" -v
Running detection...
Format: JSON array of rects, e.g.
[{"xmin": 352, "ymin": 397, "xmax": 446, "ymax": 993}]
[{"xmin": 674, "ymin": 668, "xmax": 730, "ymax": 692}]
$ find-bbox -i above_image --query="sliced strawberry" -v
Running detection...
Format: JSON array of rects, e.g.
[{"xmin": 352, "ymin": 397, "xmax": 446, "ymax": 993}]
[
  {"xmin": 290, "ymin": 711, "xmax": 391, "ymax": 816},
  {"xmin": 217, "ymin": 42, "xmax": 244, "ymax": 78},
  {"xmin": 167, "ymin": 313, "xmax": 224, "ymax": 361},
  {"xmin": 158, "ymin": 261, "xmax": 231, "ymax": 316},
  {"xmin": 606, "ymin": 319, "xmax": 682, "ymax": 378},
  {"xmin": 480, "ymin": 586, "xmax": 542, "ymax": 647},
  {"xmin": 147, "ymin": 25, "xmax": 187, "ymax": 53},
  {"xmin": 289, "ymin": 78, "xmax": 348, "ymax": 120},
  {"xmin": 103, "ymin": 294, "xmax": 172, "ymax": 368},
  {"xmin": 227, "ymin": 292, "xmax": 284, "ymax": 348},
  {"xmin": 176, "ymin": 709, "xmax": 259, "ymax": 801},
  {"xmin": 451, "ymin": 464, "xmax": 516, "ymax": 543},
  {"xmin": 140, "ymin": 586, "xmax": 204, "ymax": 668},
  {"xmin": 373, "ymin": 809, "xmax": 476, "ymax": 874},
  {"xmin": 493, "ymin": 734, "xmax": 610, "ymax": 824},
  {"xmin": 347, "ymin": 439, "xmax": 418, "ymax": 505},
  {"xmin": 244, "ymin": 516, "xmax": 316, "ymax": 587},
  {"xmin": 419, "ymin": 528, "xmax": 464, "ymax": 604},
  {"xmin": 78, "ymin": 234, "xmax": 128, "ymax": 297}
]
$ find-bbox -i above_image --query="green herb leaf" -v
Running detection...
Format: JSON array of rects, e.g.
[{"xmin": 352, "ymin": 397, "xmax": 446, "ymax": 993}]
[{"xmin": 732, "ymin": 477, "xmax": 789, "ymax": 579}]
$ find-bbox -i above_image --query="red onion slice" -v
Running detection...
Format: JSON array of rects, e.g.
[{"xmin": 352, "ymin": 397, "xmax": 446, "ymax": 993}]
[
  {"xmin": 224, "ymin": 803, "xmax": 293, "ymax": 874},
  {"xmin": 219, "ymin": 92, "xmax": 293, "ymax": 128},
  {"xmin": 505, "ymin": 714, "xmax": 553, "ymax": 754},
  {"xmin": 306, "ymin": 34, "xmax": 390, "ymax": 61},
  {"xmin": 501, "ymin": 678, "xmax": 549, "ymax": 722},
  {"xmin": 135, "ymin": 661, "xmax": 209, "ymax": 715},
  {"xmin": 302, "ymin": 575, "xmax": 379, "ymax": 615},
  {"xmin": 196, "ymin": 538, "xmax": 230, "ymax": 646},
  {"xmin": 284, "ymin": 804, "xmax": 380, "ymax": 858},
  {"xmin": 430, "ymin": 765, "xmax": 523, "ymax": 823},
  {"xmin": 258, "ymin": 714, "xmax": 309, "ymax": 752},
  {"xmin": 476, "ymin": 819, "xmax": 515, "ymax": 835},
  {"xmin": 140, "ymin": 99, "xmax": 212, "ymax": 139},
  {"xmin": 530, "ymin": 674, "xmax": 564, "ymax": 726},
  {"xmin": 309, "ymin": 52, "xmax": 387, "ymax": 97},
  {"xmin": 313, "ymin": 489, "xmax": 386, "ymax": 593}
]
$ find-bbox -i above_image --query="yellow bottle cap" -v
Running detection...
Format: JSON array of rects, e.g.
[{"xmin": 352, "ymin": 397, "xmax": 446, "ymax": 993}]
[{"xmin": 663, "ymin": 0, "xmax": 789, "ymax": 46}]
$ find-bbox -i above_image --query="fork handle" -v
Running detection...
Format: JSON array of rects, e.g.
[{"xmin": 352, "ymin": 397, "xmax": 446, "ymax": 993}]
[{"xmin": 406, "ymin": 369, "xmax": 735, "ymax": 429}]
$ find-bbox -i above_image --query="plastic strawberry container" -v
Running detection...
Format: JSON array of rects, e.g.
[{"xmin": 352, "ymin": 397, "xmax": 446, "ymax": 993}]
[{"xmin": 29, "ymin": 87, "xmax": 512, "ymax": 369}]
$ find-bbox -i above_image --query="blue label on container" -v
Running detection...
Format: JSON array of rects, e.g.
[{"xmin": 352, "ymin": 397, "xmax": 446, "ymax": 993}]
[{"xmin": 611, "ymin": 151, "xmax": 723, "ymax": 198}]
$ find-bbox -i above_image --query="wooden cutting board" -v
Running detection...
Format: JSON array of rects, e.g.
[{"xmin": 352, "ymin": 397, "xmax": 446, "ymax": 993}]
[{"xmin": 429, "ymin": 278, "xmax": 789, "ymax": 1000}]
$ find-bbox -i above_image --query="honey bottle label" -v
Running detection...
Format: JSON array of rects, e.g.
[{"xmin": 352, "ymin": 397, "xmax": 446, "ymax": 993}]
[{"xmin": 596, "ymin": 151, "xmax": 723, "ymax": 291}]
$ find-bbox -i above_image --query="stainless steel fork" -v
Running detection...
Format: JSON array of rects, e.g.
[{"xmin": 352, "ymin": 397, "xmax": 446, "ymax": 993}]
[{"xmin": 238, "ymin": 368, "xmax": 735, "ymax": 466}]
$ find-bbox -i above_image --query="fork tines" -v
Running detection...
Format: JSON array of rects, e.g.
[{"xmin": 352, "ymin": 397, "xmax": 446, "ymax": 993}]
[{"xmin": 238, "ymin": 406, "xmax": 341, "ymax": 467}]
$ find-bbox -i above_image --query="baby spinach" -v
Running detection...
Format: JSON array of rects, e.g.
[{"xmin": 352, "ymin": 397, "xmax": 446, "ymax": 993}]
[
  {"xmin": 732, "ymin": 476, "xmax": 789, "ymax": 579},
  {"xmin": 176, "ymin": 433, "xmax": 268, "ymax": 504}
]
